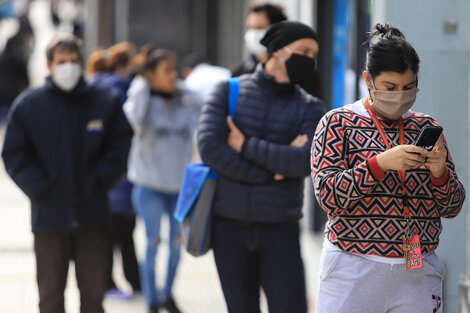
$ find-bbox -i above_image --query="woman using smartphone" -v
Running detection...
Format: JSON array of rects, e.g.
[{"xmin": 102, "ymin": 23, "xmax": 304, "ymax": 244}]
[{"xmin": 311, "ymin": 23, "xmax": 465, "ymax": 313}]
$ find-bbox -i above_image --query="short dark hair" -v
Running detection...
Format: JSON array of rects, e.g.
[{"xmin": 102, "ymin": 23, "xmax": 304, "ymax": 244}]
[
  {"xmin": 365, "ymin": 23, "xmax": 420, "ymax": 80},
  {"xmin": 143, "ymin": 49, "xmax": 177, "ymax": 73},
  {"xmin": 46, "ymin": 34, "xmax": 83, "ymax": 63},
  {"xmin": 249, "ymin": 2, "xmax": 287, "ymax": 25}
]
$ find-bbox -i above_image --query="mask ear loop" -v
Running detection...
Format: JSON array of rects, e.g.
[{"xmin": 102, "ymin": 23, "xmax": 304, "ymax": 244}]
[
  {"xmin": 368, "ymin": 71, "xmax": 377, "ymax": 90},
  {"xmin": 367, "ymin": 71, "xmax": 376, "ymax": 105}
]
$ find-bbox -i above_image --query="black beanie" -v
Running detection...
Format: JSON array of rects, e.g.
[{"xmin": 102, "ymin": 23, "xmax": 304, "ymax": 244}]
[{"xmin": 260, "ymin": 21, "xmax": 318, "ymax": 58}]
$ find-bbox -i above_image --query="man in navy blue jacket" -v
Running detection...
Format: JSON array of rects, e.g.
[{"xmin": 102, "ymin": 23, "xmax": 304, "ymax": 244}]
[
  {"xmin": 197, "ymin": 21, "xmax": 325, "ymax": 313},
  {"xmin": 1, "ymin": 34, "xmax": 133, "ymax": 313}
]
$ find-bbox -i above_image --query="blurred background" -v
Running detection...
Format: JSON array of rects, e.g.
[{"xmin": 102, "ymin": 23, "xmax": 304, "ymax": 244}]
[{"xmin": 0, "ymin": 0, "xmax": 469, "ymax": 312}]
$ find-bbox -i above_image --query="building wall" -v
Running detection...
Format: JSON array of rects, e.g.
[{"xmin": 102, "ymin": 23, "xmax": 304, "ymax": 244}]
[{"xmin": 373, "ymin": 1, "xmax": 470, "ymax": 312}]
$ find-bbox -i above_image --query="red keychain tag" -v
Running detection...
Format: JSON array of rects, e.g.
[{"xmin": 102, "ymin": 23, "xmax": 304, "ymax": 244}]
[{"xmin": 403, "ymin": 235, "xmax": 423, "ymax": 270}]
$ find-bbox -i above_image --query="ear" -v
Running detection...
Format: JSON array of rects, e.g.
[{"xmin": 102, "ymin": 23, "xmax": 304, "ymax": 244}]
[
  {"xmin": 362, "ymin": 70, "xmax": 372, "ymax": 90},
  {"xmin": 47, "ymin": 60, "xmax": 53, "ymax": 75}
]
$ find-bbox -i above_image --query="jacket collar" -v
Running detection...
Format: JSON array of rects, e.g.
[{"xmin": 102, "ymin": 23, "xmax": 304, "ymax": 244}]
[
  {"xmin": 252, "ymin": 63, "xmax": 295, "ymax": 95},
  {"xmin": 45, "ymin": 76, "xmax": 90, "ymax": 96}
]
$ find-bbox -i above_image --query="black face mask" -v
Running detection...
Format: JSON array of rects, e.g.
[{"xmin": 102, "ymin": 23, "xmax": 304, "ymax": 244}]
[{"xmin": 285, "ymin": 53, "xmax": 316, "ymax": 84}]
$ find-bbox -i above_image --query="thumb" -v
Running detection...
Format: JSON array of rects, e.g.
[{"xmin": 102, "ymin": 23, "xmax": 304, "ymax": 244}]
[{"xmin": 434, "ymin": 136, "xmax": 444, "ymax": 150}]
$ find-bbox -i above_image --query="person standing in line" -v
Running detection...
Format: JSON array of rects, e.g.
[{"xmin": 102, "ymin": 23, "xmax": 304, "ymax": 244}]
[
  {"xmin": 1, "ymin": 34, "xmax": 133, "ymax": 313},
  {"xmin": 124, "ymin": 49, "xmax": 202, "ymax": 313},
  {"xmin": 231, "ymin": 2, "xmax": 286, "ymax": 78},
  {"xmin": 311, "ymin": 24, "xmax": 465, "ymax": 313},
  {"xmin": 88, "ymin": 42, "xmax": 142, "ymax": 299},
  {"xmin": 0, "ymin": 32, "xmax": 30, "ymax": 123},
  {"xmin": 198, "ymin": 21, "xmax": 326, "ymax": 313}
]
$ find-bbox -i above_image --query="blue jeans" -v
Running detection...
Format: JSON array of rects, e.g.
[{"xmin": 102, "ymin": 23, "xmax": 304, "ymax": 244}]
[
  {"xmin": 212, "ymin": 216, "xmax": 307, "ymax": 313},
  {"xmin": 132, "ymin": 185, "xmax": 181, "ymax": 306}
]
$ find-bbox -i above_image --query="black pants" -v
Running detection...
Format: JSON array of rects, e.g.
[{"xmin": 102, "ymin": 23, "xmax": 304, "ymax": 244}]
[
  {"xmin": 34, "ymin": 226, "xmax": 109, "ymax": 313},
  {"xmin": 107, "ymin": 213, "xmax": 141, "ymax": 291},
  {"xmin": 211, "ymin": 217, "xmax": 308, "ymax": 313}
]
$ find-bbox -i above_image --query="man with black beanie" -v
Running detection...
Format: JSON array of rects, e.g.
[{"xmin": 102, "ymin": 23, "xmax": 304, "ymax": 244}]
[{"xmin": 197, "ymin": 21, "xmax": 326, "ymax": 313}]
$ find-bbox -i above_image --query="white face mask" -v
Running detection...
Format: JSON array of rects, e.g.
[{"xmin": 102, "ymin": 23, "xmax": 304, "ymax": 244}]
[
  {"xmin": 52, "ymin": 62, "xmax": 82, "ymax": 91},
  {"xmin": 244, "ymin": 29, "xmax": 267, "ymax": 56}
]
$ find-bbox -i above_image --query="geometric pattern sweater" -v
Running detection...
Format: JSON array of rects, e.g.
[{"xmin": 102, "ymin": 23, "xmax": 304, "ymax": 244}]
[{"xmin": 311, "ymin": 100, "xmax": 466, "ymax": 257}]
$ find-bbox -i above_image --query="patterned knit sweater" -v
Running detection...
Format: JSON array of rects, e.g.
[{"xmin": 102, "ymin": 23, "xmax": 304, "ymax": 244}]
[{"xmin": 311, "ymin": 100, "xmax": 465, "ymax": 257}]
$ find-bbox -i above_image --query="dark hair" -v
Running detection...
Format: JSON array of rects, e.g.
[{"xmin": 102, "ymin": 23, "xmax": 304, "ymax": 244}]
[
  {"xmin": 46, "ymin": 34, "xmax": 83, "ymax": 63},
  {"xmin": 249, "ymin": 2, "xmax": 287, "ymax": 25},
  {"xmin": 365, "ymin": 23, "xmax": 420, "ymax": 80},
  {"xmin": 143, "ymin": 49, "xmax": 177, "ymax": 74},
  {"xmin": 180, "ymin": 52, "xmax": 204, "ymax": 70},
  {"xmin": 106, "ymin": 41, "xmax": 135, "ymax": 71}
]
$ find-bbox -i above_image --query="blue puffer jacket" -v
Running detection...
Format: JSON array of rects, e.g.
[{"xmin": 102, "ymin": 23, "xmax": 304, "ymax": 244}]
[{"xmin": 197, "ymin": 65, "xmax": 325, "ymax": 223}]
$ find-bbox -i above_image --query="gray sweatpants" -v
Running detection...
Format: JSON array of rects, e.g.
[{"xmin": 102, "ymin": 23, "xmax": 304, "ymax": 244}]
[{"xmin": 316, "ymin": 248, "xmax": 444, "ymax": 313}]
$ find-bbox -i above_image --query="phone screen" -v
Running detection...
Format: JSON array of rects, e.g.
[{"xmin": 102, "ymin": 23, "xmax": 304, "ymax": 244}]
[{"xmin": 414, "ymin": 126, "xmax": 443, "ymax": 151}]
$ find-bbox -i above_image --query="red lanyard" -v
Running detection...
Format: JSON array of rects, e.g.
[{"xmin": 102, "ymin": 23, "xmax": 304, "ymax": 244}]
[{"xmin": 363, "ymin": 98, "xmax": 410, "ymax": 219}]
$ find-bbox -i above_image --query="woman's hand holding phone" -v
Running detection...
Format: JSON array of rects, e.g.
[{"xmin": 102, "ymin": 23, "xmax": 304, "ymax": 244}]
[
  {"xmin": 376, "ymin": 145, "xmax": 427, "ymax": 172},
  {"xmin": 424, "ymin": 136, "xmax": 447, "ymax": 179}
]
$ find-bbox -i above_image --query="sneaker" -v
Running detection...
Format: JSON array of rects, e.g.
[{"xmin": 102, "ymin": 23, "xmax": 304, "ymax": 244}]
[
  {"xmin": 105, "ymin": 288, "xmax": 133, "ymax": 300},
  {"xmin": 161, "ymin": 297, "xmax": 182, "ymax": 313}
]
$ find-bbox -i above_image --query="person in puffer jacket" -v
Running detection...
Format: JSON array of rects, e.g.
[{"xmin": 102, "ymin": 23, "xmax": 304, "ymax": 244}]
[
  {"xmin": 124, "ymin": 49, "xmax": 202, "ymax": 313},
  {"xmin": 2, "ymin": 34, "xmax": 133, "ymax": 313},
  {"xmin": 197, "ymin": 21, "xmax": 326, "ymax": 313}
]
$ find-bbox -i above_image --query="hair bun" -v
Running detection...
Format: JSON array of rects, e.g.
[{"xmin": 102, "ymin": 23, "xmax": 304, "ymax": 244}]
[{"xmin": 372, "ymin": 23, "xmax": 405, "ymax": 39}]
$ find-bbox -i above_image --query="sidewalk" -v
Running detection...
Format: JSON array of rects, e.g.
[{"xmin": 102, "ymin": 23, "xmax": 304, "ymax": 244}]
[{"xmin": 0, "ymin": 121, "xmax": 322, "ymax": 313}]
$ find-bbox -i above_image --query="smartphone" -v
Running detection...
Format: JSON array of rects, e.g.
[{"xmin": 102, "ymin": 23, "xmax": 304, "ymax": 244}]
[{"xmin": 414, "ymin": 126, "xmax": 443, "ymax": 151}]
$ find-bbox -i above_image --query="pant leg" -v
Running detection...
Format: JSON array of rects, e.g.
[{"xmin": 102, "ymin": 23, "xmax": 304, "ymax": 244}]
[
  {"xmin": 387, "ymin": 251, "xmax": 444, "ymax": 313},
  {"xmin": 132, "ymin": 185, "xmax": 164, "ymax": 306},
  {"xmin": 162, "ymin": 192, "xmax": 181, "ymax": 298},
  {"xmin": 211, "ymin": 217, "xmax": 261, "ymax": 313},
  {"xmin": 257, "ymin": 222, "xmax": 307, "ymax": 313},
  {"xmin": 74, "ymin": 226, "xmax": 109, "ymax": 313},
  {"xmin": 115, "ymin": 214, "xmax": 141, "ymax": 292},
  {"xmin": 316, "ymin": 248, "xmax": 394, "ymax": 313},
  {"xmin": 34, "ymin": 232, "xmax": 72, "ymax": 313},
  {"xmin": 106, "ymin": 213, "xmax": 119, "ymax": 290}
]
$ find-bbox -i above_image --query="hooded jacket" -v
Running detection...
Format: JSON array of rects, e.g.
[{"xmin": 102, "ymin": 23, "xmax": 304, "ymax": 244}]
[
  {"xmin": 2, "ymin": 77, "xmax": 133, "ymax": 233},
  {"xmin": 197, "ymin": 65, "xmax": 325, "ymax": 223}
]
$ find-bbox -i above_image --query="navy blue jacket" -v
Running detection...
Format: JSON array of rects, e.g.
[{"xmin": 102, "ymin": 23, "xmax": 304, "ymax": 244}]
[
  {"xmin": 197, "ymin": 65, "xmax": 325, "ymax": 223},
  {"xmin": 89, "ymin": 71, "xmax": 132, "ymax": 104},
  {"xmin": 2, "ymin": 77, "xmax": 133, "ymax": 233},
  {"xmin": 89, "ymin": 71, "xmax": 135, "ymax": 215}
]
